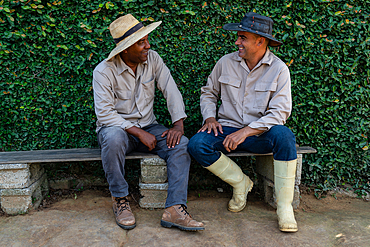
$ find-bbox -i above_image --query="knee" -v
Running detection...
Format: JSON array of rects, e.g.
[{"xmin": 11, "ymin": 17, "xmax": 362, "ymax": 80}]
[
  {"xmin": 99, "ymin": 126, "xmax": 129, "ymax": 151},
  {"xmin": 269, "ymin": 126, "xmax": 296, "ymax": 152},
  {"xmin": 270, "ymin": 125, "xmax": 295, "ymax": 142},
  {"xmin": 174, "ymin": 135, "xmax": 189, "ymax": 151},
  {"xmin": 187, "ymin": 132, "xmax": 208, "ymax": 156}
]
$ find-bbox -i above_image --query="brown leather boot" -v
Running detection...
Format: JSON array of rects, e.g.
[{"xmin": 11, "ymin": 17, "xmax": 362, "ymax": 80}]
[
  {"xmin": 112, "ymin": 196, "xmax": 136, "ymax": 230},
  {"xmin": 160, "ymin": 205, "xmax": 205, "ymax": 231}
]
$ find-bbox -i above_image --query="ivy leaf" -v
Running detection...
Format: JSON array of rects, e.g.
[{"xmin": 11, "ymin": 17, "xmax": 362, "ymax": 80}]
[
  {"xmin": 106, "ymin": 2, "xmax": 114, "ymax": 9},
  {"xmin": 181, "ymin": 10, "xmax": 195, "ymax": 15}
]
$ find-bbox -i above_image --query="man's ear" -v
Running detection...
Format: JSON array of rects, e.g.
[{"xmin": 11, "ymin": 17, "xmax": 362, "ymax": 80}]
[{"xmin": 257, "ymin": 37, "xmax": 266, "ymax": 47}]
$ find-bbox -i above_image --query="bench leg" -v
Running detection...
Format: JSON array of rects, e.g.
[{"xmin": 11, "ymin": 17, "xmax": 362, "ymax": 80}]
[
  {"xmin": 255, "ymin": 154, "xmax": 302, "ymax": 209},
  {"xmin": 0, "ymin": 163, "xmax": 49, "ymax": 215},
  {"xmin": 139, "ymin": 158, "xmax": 168, "ymax": 209}
]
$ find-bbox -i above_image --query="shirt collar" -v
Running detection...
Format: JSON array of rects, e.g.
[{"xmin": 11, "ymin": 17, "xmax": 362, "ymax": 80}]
[
  {"xmin": 115, "ymin": 54, "xmax": 149, "ymax": 75},
  {"xmin": 252, "ymin": 49, "xmax": 272, "ymax": 71},
  {"xmin": 260, "ymin": 48, "xmax": 273, "ymax": 65},
  {"xmin": 115, "ymin": 55, "xmax": 129, "ymax": 75},
  {"xmin": 231, "ymin": 48, "xmax": 273, "ymax": 66},
  {"xmin": 232, "ymin": 48, "xmax": 273, "ymax": 72}
]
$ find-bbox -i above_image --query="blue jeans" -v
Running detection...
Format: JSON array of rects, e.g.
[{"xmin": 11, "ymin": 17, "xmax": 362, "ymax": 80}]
[
  {"xmin": 98, "ymin": 124, "xmax": 190, "ymax": 208},
  {"xmin": 188, "ymin": 125, "xmax": 297, "ymax": 167}
]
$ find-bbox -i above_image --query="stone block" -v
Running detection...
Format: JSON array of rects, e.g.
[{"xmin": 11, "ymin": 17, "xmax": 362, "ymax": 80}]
[
  {"xmin": 140, "ymin": 158, "xmax": 167, "ymax": 183},
  {"xmin": 258, "ymin": 175, "xmax": 300, "ymax": 209},
  {"xmin": 259, "ymin": 176, "xmax": 275, "ymax": 208},
  {"xmin": 1, "ymin": 173, "xmax": 49, "ymax": 215},
  {"xmin": 255, "ymin": 156, "xmax": 274, "ymax": 182},
  {"xmin": 139, "ymin": 181, "xmax": 168, "ymax": 209},
  {"xmin": 295, "ymin": 154, "xmax": 303, "ymax": 186},
  {"xmin": 292, "ymin": 185, "xmax": 300, "ymax": 209},
  {"xmin": 255, "ymin": 154, "xmax": 303, "ymax": 186},
  {"xmin": 0, "ymin": 163, "xmax": 44, "ymax": 189}
]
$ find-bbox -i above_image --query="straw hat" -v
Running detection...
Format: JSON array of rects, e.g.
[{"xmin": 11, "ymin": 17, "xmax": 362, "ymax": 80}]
[
  {"xmin": 223, "ymin": 12, "xmax": 282, "ymax": 47},
  {"xmin": 107, "ymin": 14, "xmax": 162, "ymax": 61}
]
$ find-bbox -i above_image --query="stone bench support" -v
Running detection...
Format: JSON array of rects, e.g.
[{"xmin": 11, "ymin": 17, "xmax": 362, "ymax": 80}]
[
  {"xmin": 0, "ymin": 163, "xmax": 48, "ymax": 215},
  {"xmin": 139, "ymin": 157, "xmax": 168, "ymax": 209},
  {"xmin": 0, "ymin": 147, "xmax": 315, "ymax": 215},
  {"xmin": 255, "ymin": 154, "xmax": 303, "ymax": 209}
]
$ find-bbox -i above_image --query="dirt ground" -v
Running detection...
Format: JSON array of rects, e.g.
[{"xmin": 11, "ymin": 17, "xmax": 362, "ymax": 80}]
[
  {"xmin": 0, "ymin": 185, "xmax": 367, "ymax": 217},
  {"xmin": 1, "ymin": 187, "xmax": 370, "ymax": 247}
]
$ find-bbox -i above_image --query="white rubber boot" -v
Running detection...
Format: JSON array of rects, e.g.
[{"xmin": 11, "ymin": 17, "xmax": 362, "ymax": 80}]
[
  {"xmin": 206, "ymin": 152, "xmax": 253, "ymax": 212},
  {"xmin": 274, "ymin": 159, "xmax": 298, "ymax": 232}
]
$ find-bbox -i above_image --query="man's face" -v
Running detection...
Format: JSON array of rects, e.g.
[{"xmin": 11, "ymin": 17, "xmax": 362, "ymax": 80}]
[
  {"xmin": 124, "ymin": 34, "xmax": 151, "ymax": 64},
  {"xmin": 235, "ymin": 31, "xmax": 260, "ymax": 60}
]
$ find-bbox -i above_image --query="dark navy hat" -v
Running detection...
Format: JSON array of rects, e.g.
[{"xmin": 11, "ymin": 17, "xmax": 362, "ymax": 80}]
[{"xmin": 223, "ymin": 12, "xmax": 282, "ymax": 47}]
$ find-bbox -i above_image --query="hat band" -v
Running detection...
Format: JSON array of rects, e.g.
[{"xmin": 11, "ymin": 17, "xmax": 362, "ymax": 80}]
[
  {"xmin": 113, "ymin": 22, "xmax": 144, "ymax": 44},
  {"xmin": 239, "ymin": 23, "xmax": 269, "ymax": 35}
]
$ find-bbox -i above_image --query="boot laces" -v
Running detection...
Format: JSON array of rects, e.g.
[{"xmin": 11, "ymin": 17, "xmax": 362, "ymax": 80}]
[
  {"xmin": 178, "ymin": 205, "xmax": 191, "ymax": 217},
  {"xmin": 116, "ymin": 197, "xmax": 130, "ymax": 214}
]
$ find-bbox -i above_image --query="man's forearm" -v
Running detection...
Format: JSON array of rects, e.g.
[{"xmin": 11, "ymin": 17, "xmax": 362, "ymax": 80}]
[
  {"xmin": 125, "ymin": 126, "xmax": 146, "ymax": 139},
  {"xmin": 241, "ymin": 126, "xmax": 265, "ymax": 138},
  {"xmin": 173, "ymin": 118, "xmax": 184, "ymax": 129}
]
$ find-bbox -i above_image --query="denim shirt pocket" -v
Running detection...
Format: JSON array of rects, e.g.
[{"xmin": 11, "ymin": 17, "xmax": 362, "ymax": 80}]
[
  {"xmin": 141, "ymin": 77, "xmax": 155, "ymax": 106},
  {"xmin": 253, "ymin": 81, "xmax": 277, "ymax": 109},
  {"xmin": 219, "ymin": 75, "xmax": 242, "ymax": 105}
]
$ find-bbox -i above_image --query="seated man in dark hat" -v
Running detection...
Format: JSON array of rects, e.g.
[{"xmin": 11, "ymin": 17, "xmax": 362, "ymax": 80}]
[
  {"xmin": 188, "ymin": 12, "xmax": 298, "ymax": 232},
  {"xmin": 93, "ymin": 14, "xmax": 204, "ymax": 231}
]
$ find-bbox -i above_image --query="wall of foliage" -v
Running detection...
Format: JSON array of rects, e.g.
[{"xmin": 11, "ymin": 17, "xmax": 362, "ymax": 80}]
[{"xmin": 1, "ymin": 0, "xmax": 369, "ymax": 194}]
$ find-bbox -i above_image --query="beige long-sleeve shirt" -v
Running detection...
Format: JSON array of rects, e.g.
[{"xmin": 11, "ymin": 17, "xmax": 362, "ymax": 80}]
[
  {"xmin": 200, "ymin": 49, "xmax": 292, "ymax": 130},
  {"xmin": 93, "ymin": 50, "xmax": 187, "ymax": 133}
]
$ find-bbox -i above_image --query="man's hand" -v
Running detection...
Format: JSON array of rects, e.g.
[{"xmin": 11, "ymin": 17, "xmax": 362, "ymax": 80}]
[
  {"xmin": 161, "ymin": 119, "xmax": 184, "ymax": 148},
  {"xmin": 126, "ymin": 126, "xmax": 157, "ymax": 151},
  {"xmin": 139, "ymin": 131, "xmax": 157, "ymax": 151},
  {"xmin": 223, "ymin": 126, "xmax": 264, "ymax": 152},
  {"xmin": 198, "ymin": 117, "xmax": 223, "ymax": 136}
]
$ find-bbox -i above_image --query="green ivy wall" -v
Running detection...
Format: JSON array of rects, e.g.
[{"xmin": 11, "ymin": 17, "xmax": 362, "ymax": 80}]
[{"xmin": 1, "ymin": 0, "xmax": 369, "ymax": 194}]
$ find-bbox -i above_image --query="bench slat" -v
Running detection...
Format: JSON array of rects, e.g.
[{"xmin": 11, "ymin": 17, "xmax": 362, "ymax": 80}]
[
  {"xmin": 0, "ymin": 148, "xmax": 159, "ymax": 164},
  {"xmin": 0, "ymin": 146, "xmax": 316, "ymax": 164}
]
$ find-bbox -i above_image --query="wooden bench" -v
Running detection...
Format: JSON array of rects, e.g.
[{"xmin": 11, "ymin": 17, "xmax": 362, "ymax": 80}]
[{"xmin": 0, "ymin": 146, "xmax": 316, "ymax": 215}]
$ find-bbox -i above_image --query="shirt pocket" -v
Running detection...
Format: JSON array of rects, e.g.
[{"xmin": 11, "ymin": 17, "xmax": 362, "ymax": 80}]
[
  {"xmin": 141, "ymin": 77, "xmax": 155, "ymax": 106},
  {"xmin": 253, "ymin": 81, "xmax": 277, "ymax": 108},
  {"xmin": 114, "ymin": 90, "xmax": 132, "ymax": 112},
  {"xmin": 219, "ymin": 75, "xmax": 242, "ymax": 105}
]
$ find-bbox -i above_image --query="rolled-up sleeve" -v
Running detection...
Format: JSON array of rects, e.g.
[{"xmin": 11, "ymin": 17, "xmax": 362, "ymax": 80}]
[
  {"xmin": 153, "ymin": 53, "xmax": 187, "ymax": 124},
  {"xmin": 248, "ymin": 67, "xmax": 292, "ymax": 130},
  {"xmin": 93, "ymin": 70, "xmax": 135, "ymax": 130}
]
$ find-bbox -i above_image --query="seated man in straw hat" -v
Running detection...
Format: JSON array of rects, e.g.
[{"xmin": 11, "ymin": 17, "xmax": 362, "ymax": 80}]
[
  {"xmin": 93, "ymin": 14, "xmax": 204, "ymax": 231},
  {"xmin": 188, "ymin": 12, "xmax": 298, "ymax": 232}
]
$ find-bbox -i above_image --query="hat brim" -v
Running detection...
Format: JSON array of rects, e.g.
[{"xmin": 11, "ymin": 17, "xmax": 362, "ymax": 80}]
[
  {"xmin": 107, "ymin": 21, "xmax": 162, "ymax": 61},
  {"xmin": 223, "ymin": 23, "xmax": 283, "ymax": 47}
]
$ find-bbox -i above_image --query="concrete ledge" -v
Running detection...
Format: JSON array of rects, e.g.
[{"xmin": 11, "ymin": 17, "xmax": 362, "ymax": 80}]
[
  {"xmin": 255, "ymin": 154, "xmax": 302, "ymax": 209},
  {"xmin": 258, "ymin": 176, "xmax": 300, "ymax": 209},
  {"xmin": 140, "ymin": 158, "xmax": 167, "ymax": 183},
  {"xmin": 255, "ymin": 154, "xmax": 303, "ymax": 185},
  {"xmin": 1, "ymin": 173, "xmax": 49, "ymax": 215},
  {"xmin": 139, "ymin": 181, "xmax": 168, "ymax": 209},
  {"xmin": 0, "ymin": 163, "xmax": 45, "ymax": 189}
]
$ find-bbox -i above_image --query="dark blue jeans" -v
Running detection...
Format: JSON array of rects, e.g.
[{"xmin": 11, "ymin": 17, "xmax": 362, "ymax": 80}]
[
  {"xmin": 98, "ymin": 124, "xmax": 190, "ymax": 208},
  {"xmin": 188, "ymin": 125, "xmax": 297, "ymax": 167}
]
